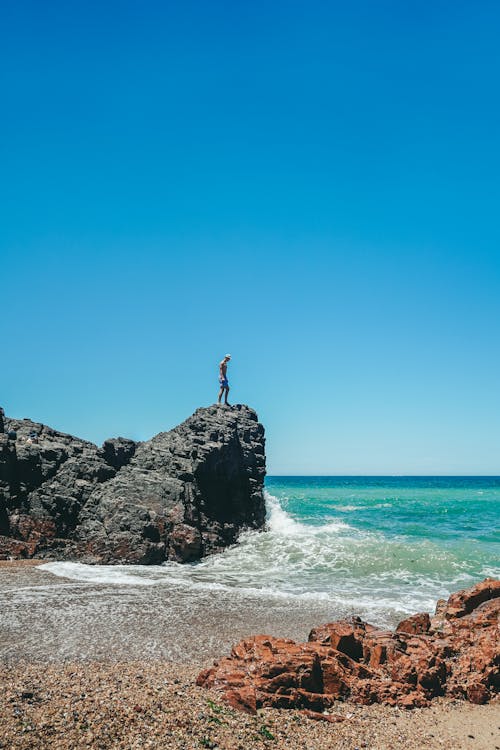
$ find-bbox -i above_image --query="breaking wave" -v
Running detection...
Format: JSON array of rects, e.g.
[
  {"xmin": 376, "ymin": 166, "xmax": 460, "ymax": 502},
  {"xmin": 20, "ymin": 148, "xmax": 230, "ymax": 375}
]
[{"xmin": 40, "ymin": 488, "xmax": 498, "ymax": 624}]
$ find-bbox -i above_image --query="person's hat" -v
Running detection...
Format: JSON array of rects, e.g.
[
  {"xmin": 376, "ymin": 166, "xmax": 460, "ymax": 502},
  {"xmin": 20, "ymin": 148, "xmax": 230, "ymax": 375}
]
[{"xmin": 225, "ymin": 354, "xmax": 231, "ymax": 359}]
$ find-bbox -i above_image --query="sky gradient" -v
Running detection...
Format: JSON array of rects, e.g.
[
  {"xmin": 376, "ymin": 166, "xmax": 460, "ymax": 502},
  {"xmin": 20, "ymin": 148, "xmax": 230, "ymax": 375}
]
[{"xmin": 2, "ymin": 1, "xmax": 499, "ymax": 473}]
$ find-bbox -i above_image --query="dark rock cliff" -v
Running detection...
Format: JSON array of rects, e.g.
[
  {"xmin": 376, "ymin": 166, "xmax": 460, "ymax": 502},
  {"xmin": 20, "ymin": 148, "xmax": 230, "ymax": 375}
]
[{"xmin": 0, "ymin": 405, "xmax": 266, "ymax": 563}]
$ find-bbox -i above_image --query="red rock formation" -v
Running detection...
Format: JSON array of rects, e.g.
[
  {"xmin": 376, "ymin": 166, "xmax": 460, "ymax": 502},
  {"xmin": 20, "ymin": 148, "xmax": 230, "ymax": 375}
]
[{"xmin": 197, "ymin": 578, "xmax": 500, "ymax": 713}]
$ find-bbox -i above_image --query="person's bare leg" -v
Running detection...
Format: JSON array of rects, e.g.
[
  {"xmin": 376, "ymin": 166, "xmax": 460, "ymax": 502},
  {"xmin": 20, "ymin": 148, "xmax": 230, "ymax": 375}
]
[
  {"xmin": 218, "ymin": 386, "xmax": 224, "ymax": 404},
  {"xmin": 224, "ymin": 386, "xmax": 230, "ymax": 406}
]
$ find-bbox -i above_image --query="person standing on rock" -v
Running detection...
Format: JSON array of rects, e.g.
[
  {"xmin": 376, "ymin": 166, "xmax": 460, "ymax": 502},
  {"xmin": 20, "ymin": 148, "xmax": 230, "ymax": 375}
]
[{"xmin": 218, "ymin": 354, "xmax": 231, "ymax": 406}]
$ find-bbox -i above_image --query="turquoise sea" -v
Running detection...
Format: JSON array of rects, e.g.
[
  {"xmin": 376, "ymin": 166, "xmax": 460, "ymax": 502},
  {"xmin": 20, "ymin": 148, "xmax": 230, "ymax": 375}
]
[
  {"xmin": 262, "ymin": 476, "xmax": 500, "ymax": 618},
  {"xmin": 41, "ymin": 476, "xmax": 500, "ymax": 629}
]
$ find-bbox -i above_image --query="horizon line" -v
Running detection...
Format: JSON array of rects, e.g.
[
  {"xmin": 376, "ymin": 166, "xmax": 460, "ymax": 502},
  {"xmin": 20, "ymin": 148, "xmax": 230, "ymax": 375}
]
[{"xmin": 266, "ymin": 474, "xmax": 500, "ymax": 478}]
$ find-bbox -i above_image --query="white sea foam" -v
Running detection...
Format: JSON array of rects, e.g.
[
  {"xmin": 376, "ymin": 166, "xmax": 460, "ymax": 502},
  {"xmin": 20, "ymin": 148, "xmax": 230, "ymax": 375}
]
[
  {"xmin": 39, "ymin": 490, "xmax": 499, "ymax": 624},
  {"xmin": 41, "ymin": 561, "xmax": 160, "ymax": 586},
  {"xmin": 265, "ymin": 491, "xmax": 350, "ymax": 533}
]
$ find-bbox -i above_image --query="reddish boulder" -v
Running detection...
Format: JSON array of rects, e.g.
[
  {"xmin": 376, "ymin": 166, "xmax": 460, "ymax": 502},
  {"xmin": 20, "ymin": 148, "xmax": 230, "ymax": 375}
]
[
  {"xmin": 224, "ymin": 687, "xmax": 257, "ymax": 714},
  {"xmin": 308, "ymin": 617, "xmax": 374, "ymax": 661},
  {"xmin": 396, "ymin": 612, "xmax": 431, "ymax": 635},
  {"xmin": 362, "ymin": 629, "xmax": 406, "ymax": 669},
  {"xmin": 442, "ymin": 578, "xmax": 500, "ymax": 619},
  {"xmin": 196, "ymin": 578, "xmax": 499, "ymax": 714}
]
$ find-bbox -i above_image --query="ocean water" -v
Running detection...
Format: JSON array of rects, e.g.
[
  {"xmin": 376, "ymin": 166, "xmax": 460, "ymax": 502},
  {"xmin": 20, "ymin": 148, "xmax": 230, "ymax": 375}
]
[{"xmin": 41, "ymin": 476, "xmax": 500, "ymax": 628}]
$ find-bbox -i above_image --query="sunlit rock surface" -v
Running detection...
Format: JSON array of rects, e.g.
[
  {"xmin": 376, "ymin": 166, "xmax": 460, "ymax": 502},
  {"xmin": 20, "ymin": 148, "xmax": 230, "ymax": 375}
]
[
  {"xmin": 197, "ymin": 578, "xmax": 500, "ymax": 712},
  {"xmin": 0, "ymin": 404, "xmax": 266, "ymax": 563}
]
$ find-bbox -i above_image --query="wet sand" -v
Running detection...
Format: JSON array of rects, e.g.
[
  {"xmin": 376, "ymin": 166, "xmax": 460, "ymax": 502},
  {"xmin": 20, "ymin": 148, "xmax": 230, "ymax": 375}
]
[
  {"xmin": 0, "ymin": 561, "xmax": 498, "ymax": 750},
  {"xmin": 0, "ymin": 561, "xmax": 356, "ymax": 663}
]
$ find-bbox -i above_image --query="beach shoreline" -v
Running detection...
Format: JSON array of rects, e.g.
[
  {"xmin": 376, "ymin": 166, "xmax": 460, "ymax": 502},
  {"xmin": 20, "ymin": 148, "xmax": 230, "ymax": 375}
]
[{"xmin": 1, "ymin": 560, "xmax": 499, "ymax": 749}]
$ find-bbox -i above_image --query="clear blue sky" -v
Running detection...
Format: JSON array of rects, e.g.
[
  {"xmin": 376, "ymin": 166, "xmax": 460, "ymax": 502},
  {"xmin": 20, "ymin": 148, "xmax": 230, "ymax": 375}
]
[{"xmin": 2, "ymin": 1, "xmax": 499, "ymax": 474}]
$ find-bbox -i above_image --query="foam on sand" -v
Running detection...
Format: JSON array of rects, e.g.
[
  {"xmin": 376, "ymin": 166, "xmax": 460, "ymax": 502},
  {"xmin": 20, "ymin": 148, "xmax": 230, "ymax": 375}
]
[{"xmin": 39, "ymin": 490, "xmax": 495, "ymax": 624}]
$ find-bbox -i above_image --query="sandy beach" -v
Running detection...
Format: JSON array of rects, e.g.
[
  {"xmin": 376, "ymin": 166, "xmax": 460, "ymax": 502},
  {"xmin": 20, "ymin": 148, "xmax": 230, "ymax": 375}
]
[
  {"xmin": 1, "ymin": 561, "xmax": 498, "ymax": 750},
  {"xmin": 1, "ymin": 659, "xmax": 499, "ymax": 750}
]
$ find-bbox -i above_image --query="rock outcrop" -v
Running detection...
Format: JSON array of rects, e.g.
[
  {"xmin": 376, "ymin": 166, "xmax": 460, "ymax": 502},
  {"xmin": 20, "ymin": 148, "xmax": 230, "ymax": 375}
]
[
  {"xmin": 197, "ymin": 578, "xmax": 500, "ymax": 713},
  {"xmin": 0, "ymin": 404, "xmax": 266, "ymax": 563}
]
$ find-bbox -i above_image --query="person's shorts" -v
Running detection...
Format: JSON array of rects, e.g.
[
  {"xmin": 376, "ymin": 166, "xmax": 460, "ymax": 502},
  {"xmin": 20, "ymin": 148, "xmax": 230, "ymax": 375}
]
[{"xmin": 219, "ymin": 378, "xmax": 229, "ymax": 388}]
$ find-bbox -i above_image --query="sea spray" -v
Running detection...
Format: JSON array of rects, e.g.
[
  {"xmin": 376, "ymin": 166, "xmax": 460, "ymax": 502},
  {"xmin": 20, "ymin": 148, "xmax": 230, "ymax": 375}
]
[{"xmin": 40, "ymin": 477, "xmax": 500, "ymax": 625}]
